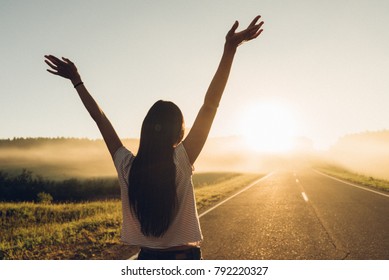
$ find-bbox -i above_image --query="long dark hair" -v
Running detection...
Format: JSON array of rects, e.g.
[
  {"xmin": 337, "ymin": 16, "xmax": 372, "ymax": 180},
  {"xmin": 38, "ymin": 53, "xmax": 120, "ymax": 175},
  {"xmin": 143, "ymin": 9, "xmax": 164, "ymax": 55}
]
[{"xmin": 129, "ymin": 100, "xmax": 185, "ymax": 237}]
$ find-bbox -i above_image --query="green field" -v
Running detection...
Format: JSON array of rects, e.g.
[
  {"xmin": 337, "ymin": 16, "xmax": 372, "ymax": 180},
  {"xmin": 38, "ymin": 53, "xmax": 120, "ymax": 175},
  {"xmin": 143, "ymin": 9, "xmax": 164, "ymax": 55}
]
[
  {"xmin": 315, "ymin": 165, "xmax": 389, "ymax": 192},
  {"xmin": 0, "ymin": 172, "xmax": 263, "ymax": 260}
]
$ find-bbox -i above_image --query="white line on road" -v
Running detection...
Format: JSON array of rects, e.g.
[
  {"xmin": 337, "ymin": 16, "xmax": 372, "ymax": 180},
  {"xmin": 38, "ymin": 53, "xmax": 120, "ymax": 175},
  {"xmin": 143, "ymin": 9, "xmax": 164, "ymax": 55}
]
[
  {"xmin": 199, "ymin": 172, "xmax": 275, "ymax": 218},
  {"xmin": 314, "ymin": 169, "xmax": 389, "ymax": 198},
  {"xmin": 301, "ymin": 192, "xmax": 309, "ymax": 202}
]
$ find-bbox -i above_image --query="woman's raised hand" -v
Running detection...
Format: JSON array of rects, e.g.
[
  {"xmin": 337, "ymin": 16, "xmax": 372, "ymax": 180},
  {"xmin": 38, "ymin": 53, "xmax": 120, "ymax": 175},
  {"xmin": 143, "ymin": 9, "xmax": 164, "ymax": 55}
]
[
  {"xmin": 225, "ymin": 15, "xmax": 264, "ymax": 50},
  {"xmin": 44, "ymin": 55, "xmax": 82, "ymax": 84}
]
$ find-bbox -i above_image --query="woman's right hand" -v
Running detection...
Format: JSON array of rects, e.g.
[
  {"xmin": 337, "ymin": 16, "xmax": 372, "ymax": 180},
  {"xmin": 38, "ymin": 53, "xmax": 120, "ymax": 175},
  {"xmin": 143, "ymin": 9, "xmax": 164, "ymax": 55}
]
[{"xmin": 44, "ymin": 55, "xmax": 82, "ymax": 85}]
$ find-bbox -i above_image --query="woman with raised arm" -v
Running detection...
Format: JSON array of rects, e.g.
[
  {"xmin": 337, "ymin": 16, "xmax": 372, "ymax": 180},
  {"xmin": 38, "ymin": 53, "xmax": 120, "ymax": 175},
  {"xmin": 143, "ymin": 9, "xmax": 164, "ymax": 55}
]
[{"xmin": 44, "ymin": 16, "xmax": 264, "ymax": 260}]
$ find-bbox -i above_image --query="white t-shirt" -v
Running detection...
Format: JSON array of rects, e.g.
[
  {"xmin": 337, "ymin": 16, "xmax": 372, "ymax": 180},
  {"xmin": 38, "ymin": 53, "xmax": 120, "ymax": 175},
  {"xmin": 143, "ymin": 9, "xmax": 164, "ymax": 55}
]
[{"xmin": 113, "ymin": 142, "xmax": 203, "ymax": 249}]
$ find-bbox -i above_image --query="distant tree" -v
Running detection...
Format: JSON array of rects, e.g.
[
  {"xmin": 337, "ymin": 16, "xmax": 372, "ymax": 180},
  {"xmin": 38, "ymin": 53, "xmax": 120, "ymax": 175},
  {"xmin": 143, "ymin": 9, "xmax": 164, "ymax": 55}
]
[{"xmin": 36, "ymin": 192, "xmax": 53, "ymax": 204}]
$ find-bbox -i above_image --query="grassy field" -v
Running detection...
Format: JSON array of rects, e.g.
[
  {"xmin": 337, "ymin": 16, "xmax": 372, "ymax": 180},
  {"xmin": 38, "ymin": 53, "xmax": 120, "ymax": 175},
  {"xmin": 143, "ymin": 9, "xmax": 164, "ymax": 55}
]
[
  {"xmin": 0, "ymin": 172, "xmax": 263, "ymax": 260},
  {"xmin": 0, "ymin": 201, "xmax": 121, "ymax": 260},
  {"xmin": 315, "ymin": 165, "xmax": 389, "ymax": 192}
]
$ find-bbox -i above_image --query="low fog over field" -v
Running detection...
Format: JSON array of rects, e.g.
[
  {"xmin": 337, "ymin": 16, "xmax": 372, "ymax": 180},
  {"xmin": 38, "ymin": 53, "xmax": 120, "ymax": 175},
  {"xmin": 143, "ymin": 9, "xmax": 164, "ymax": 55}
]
[
  {"xmin": 0, "ymin": 137, "xmax": 296, "ymax": 179},
  {"xmin": 0, "ymin": 138, "xmax": 129, "ymax": 179},
  {"xmin": 1, "ymin": 131, "xmax": 389, "ymax": 180},
  {"xmin": 325, "ymin": 131, "xmax": 389, "ymax": 181}
]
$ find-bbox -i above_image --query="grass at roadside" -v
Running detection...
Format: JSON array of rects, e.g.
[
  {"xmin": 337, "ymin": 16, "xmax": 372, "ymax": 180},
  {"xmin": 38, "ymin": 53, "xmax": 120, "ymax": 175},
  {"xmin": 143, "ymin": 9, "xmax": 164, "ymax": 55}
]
[
  {"xmin": 0, "ymin": 201, "xmax": 122, "ymax": 260},
  {"xmin": 315, "ymin": 165, "xmax": 389, "ymax": 192},
  {"xmin": 0, "ymin": 172, "xmax": 263, "ymax": 260},
  {"xmin": 195, "ymin": 173, "xmax": 263, "ymax": 211}
]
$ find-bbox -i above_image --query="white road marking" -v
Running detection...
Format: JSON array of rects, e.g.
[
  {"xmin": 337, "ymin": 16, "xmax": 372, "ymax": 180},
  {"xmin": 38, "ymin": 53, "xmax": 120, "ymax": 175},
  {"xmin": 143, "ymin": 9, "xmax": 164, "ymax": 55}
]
[
  {"xmin": 301, "ymin": 192, "xmax": 309, "ymax": 202},
  {"xmin": 314, "ymin": 169, "xmax": 389, "ymax": 198},
  {"xmin": 199, "ymin": 172, "xmax": 275, "ymax": 218},
  {"xmin": 296, "ymin": 178, "xmax": 299, "ymax": 184}
]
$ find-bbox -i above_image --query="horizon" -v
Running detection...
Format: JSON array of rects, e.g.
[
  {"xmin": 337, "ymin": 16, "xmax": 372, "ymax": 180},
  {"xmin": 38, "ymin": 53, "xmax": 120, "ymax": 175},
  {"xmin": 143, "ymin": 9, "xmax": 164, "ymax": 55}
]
[
  {"xmin": 2, "ymin": 127, "xmax": 389, "ymax": 151},
  {"xmin": 2, "ymin": 130, "xmax": 389, "ymax": 179}
]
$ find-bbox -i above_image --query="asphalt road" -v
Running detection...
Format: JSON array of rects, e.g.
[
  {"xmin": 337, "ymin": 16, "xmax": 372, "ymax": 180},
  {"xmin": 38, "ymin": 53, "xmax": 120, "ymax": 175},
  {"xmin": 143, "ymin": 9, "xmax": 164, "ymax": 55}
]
[{"xmin": 199, "ymin": 168, "xmax": 389, "ymax": 260}]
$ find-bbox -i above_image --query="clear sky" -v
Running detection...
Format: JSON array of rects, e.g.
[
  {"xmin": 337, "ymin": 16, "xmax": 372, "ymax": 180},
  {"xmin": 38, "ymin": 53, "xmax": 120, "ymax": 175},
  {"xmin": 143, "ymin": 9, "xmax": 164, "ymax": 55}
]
[{"xmin": 1, "ymin": 0, "xmax": 389, "ymax": 150}]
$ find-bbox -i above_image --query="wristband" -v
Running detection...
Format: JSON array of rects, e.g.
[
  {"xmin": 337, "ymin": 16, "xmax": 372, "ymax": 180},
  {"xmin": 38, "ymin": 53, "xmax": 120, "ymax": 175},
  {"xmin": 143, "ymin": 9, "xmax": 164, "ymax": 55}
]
[{"xmin": 74, "ymin": 82, "xmax": 84, "ymax": 88}]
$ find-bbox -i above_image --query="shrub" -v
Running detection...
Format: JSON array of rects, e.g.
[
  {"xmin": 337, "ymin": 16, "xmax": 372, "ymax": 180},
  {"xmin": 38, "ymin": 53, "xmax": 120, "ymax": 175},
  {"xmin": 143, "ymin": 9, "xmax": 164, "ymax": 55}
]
[{"xmin": 36, "ymin": 192, "xmax": 53, "ymax": 204}]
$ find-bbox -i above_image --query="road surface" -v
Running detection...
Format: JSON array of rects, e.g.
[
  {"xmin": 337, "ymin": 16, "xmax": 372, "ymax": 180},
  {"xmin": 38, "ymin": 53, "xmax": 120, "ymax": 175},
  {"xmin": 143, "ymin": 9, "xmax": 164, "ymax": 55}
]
[{"xmin": 200, "ymin": 168, "xmax": 389, "ymax": 259}]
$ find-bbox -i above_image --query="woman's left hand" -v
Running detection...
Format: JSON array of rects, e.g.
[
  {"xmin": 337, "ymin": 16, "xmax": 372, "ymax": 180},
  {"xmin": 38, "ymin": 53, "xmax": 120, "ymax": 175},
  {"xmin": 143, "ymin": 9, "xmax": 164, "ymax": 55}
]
[{"xmin": 225, "ymin": 15, "xmax": 264, "ymax": 50}]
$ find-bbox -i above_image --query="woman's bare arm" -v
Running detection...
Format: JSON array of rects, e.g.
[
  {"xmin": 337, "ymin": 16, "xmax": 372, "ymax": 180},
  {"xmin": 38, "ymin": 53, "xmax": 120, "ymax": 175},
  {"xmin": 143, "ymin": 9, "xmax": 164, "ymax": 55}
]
[
  {"xmin": 183, "ymin": 16, "xmax": 264, "ymax": 165},
  {"xmin": 44, "ymin": 55, "xmax": 123, "ymax": 158}
]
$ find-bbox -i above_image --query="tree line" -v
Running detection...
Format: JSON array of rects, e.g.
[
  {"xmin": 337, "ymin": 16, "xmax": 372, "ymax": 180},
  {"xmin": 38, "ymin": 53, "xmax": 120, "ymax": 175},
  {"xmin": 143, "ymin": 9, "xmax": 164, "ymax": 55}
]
[
  {"xmin": 0, "ymin": 137, "xmax": 105, "ymax": 148},
  {"xmin": 0, "ymin": 169, "xmax": 120, "ymax": 203}
]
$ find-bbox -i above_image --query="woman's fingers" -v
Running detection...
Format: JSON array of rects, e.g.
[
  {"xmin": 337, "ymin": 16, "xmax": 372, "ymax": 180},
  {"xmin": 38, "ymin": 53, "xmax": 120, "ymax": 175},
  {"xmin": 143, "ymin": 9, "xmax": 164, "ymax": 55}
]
[
  {"xmin": 247, "ymin": 20, "xmax": 264, "ymax": 33},
  {"xmin": 244, "ymin": 20, "xmax": 264, "ymax": 40},
  {"xmin": 62, "ymin": 57, "xmax": 75, "ymax": 66},
  {"xmin": 46, "ymin": 69, "xmax": 59, "ymax": 75},
  {"xmin": 44, "ymin": 54, "xmax": 80, "ymax": 81},
  {"xmin": 251, "ymin": 29, "xmax": 263, "ymax": 40},
  {"xmin": 44, "ymin": 59, "xmax": 57, "ymax": 69},
  {"xmin": 231, "ymin": 18, "xmax": 263, "ymax": 38},
  {"xmin": 227, "ymin": 20, "xmax": 239, "ymax": 37},
  {"xmin": 44, "ymin": 55, "xmax": 62, "ymax": 65},
  {"xmin": 248, "ymin": 15, "xmax": 261, "ymax": 28},
  {"xmin": 44, "ymin": 55, "xmax": 66, "ymax": 76}
]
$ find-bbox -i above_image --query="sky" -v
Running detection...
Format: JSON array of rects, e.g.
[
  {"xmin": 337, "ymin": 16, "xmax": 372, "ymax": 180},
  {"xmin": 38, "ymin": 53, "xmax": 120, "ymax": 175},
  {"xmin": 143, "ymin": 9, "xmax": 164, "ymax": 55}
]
[{"xmin": 1, "ymin": 0, "xmax": 389, "ymax": 150}]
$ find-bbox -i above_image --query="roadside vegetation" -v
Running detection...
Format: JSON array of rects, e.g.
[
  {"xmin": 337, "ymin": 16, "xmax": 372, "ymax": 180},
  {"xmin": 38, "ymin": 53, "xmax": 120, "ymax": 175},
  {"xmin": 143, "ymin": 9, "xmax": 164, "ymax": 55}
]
[
  {"xmin": 0, "ymin": 172, "xmax": 263, "ymax": 260},
  {"xmin": 315, "ymin": 165, "xmax": 389, "ymax": 192},
  {"xmin": 0, "ymin": 170, "xmax": 119, "ymax": 203},
  {"xmin": 0, "ymin": 201, "xmax": 121, "ymax": 260},
  {"xmin": 194, "ymin": 173, "xmax": 262, "ymax": 211}
]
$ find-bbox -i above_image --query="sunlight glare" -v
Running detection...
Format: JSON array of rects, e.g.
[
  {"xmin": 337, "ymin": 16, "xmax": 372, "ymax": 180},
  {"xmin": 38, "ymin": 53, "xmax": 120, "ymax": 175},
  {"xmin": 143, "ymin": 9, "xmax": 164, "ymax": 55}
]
[{"xmin": 239, "ymin": 102, "xmax": 298, "ymax": 153}]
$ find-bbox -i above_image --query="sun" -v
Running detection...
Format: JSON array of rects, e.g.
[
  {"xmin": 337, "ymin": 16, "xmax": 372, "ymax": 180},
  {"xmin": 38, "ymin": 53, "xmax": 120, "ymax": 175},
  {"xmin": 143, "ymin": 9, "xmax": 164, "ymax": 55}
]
[{"xmin": 239, "ymin": 102, "xmax": 298, "ymax": 153}]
